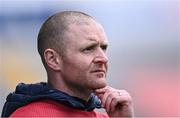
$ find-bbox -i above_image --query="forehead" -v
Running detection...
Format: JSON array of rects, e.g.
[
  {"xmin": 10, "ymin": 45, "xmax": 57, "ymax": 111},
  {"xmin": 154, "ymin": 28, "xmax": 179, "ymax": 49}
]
[{"xmin": 66, "ymin": 21, "xmax": 108, "ymax": 45}]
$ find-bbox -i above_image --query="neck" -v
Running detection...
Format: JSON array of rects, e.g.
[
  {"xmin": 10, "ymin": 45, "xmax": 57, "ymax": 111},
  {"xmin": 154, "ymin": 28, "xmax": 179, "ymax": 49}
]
[{"xmin": 47, "ymin": 74, "xmax": 92, "ymax": 101}]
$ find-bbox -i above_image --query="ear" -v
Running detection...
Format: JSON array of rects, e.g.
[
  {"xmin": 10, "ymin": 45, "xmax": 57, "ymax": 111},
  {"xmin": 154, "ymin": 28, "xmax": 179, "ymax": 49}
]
[{"xmin": 44, "ymin": 48, "xmax": 62, "ymax": 71}]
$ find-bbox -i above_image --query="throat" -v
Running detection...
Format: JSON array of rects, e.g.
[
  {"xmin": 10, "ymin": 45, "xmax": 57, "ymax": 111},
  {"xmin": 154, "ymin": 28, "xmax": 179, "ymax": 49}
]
[
  {"xmin": 48, "ymin": 75, "xmax": 93, "ymax": 101},
  {"xmin": 48, "ymin": 80, "xmax": 92, "ymax": 101},
  {"xmin": 67, "ymin": 86, "xmax": 93, "ymax": 101}
]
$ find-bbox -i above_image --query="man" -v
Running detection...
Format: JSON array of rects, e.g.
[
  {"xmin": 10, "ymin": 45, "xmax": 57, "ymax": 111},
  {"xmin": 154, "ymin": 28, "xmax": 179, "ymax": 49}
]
[{"xmin": 2, "ymin": 11, "xmax": 134, "ymax": 117}]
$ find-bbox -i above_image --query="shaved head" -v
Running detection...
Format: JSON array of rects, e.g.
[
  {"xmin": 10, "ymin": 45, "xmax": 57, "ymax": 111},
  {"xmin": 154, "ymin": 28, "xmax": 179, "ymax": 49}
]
[{"xmin": 37, "ymin": 11, "xmax": 95, "ymax": 67}]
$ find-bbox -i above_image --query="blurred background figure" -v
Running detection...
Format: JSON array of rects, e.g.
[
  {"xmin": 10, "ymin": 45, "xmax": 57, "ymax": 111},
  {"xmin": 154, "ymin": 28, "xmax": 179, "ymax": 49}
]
[{"xmin": 0, "ymin": 0, "xmax": 179, "ymax": 116}]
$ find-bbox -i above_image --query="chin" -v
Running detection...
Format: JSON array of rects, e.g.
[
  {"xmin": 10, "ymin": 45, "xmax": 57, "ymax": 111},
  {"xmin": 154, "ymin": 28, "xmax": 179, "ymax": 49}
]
[{"xmin": 92, "ymin": 78, "xmax": 107, "ymax": 89}]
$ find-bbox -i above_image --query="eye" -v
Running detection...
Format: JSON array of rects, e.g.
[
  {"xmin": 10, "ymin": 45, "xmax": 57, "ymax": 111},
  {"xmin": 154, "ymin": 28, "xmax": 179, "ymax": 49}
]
[
  {"xmin": 83, "ymin": 45, "xmax": 96, "ymax": 53},
  {"xmin": 101, "ymin": 45, "xmax": 107, "ymax": 52}
]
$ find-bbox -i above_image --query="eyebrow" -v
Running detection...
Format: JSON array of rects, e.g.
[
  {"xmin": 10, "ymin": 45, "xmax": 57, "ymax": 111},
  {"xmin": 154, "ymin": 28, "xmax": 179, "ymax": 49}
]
[
  {"xmin": 87, "ymin": 38, "xmax": 97, "ymax": 42},
  {"xmin": 87, "ymin": 38, "xmax": 108, "ymax": 44},
  {"xmin": 81, "ymin": 39, "xmax": 108, "ymax": 51}
]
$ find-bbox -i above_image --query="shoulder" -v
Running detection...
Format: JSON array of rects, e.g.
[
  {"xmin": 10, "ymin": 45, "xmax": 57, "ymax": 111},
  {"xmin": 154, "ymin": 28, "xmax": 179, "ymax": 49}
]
[{"xmin": 10, "ymin": 99, "xmax": 64, "ymax": 117}]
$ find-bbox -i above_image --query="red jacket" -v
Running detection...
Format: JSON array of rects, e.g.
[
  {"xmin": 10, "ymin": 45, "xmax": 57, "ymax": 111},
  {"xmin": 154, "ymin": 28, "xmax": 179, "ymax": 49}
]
[{"xmin": 10, "ymin": 99, "xmax": 109, "ymax": 117}]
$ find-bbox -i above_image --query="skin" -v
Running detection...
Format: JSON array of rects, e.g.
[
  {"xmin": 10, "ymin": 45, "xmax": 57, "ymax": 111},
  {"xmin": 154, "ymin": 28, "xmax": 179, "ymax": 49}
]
[
  {"xmin": 95, "ymin": 86, "xmax": 134, "ymax": 117},
  {"xmin": 44, "ymin": 19, "xmax": 134, "ymax": 117}
]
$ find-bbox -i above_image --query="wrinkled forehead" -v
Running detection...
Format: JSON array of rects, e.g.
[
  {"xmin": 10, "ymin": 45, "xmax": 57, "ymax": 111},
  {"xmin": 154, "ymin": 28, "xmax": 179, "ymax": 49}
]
[{"xmin": 66, "ymin": 21, "xmax": 108, "ymax": 43}]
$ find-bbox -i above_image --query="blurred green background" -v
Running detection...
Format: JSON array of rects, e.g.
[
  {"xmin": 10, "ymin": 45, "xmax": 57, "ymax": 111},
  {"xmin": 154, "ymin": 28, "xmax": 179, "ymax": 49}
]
[{"xmin": 0, "ymin": 0, "xmax": 179, "ymax": 116}]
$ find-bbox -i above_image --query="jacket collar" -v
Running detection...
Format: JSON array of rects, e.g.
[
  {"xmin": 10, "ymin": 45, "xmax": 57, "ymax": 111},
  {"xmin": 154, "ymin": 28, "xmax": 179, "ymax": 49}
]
[{"xmin": 2, "ymin": 82, "xmax": 102, "ymax": 117}]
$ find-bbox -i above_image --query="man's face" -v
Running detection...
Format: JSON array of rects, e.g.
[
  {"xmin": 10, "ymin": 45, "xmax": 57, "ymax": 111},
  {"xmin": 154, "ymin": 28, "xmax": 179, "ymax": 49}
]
[{"xmin": 60, "ymin": 21, "xmax": 108, "ymax": 91}]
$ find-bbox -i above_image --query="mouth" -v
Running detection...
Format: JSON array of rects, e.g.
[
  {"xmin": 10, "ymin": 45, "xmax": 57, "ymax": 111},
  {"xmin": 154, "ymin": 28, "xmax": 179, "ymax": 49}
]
[
  {"xmin": 91, "ymin": 69, "xmax": 106, "ymax": 74},
  {"xmin": 90, "ymin": 69, "xmax": 106, "ymax": 78}
]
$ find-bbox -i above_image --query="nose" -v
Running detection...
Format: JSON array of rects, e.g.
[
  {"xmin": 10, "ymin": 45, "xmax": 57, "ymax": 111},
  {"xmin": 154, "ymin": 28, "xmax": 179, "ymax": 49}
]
[{"xmin": 93, "ymin": 48, "xmax": 108, "ymax": 64}]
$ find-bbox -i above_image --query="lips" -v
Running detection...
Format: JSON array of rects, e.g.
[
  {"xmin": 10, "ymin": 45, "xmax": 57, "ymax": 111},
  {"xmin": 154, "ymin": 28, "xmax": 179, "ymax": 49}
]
[{"xmin": 91, "ymin": 69, "xmax": 106, "ymax": 73}]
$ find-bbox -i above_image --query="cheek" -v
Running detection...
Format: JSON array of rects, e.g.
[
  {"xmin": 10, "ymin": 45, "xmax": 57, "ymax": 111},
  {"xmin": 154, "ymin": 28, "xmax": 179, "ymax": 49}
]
[{"xmin": 63, "ymin": 57, "xmax": 91, "ymax": 74}]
